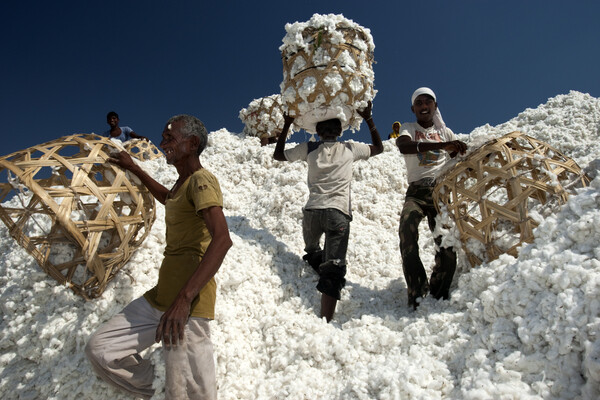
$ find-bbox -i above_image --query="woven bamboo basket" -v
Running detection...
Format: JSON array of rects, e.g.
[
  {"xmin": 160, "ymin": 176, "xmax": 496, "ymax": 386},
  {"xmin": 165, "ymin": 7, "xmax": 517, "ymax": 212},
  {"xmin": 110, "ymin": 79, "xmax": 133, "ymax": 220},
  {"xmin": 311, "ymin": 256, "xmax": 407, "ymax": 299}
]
[
  {"xmin": 0, "ymin": 134, "xmax": 156, "ymax": 299},
  {"xmin": 433, "ymin": 131, "xmax": 589, "ymax": 267},
  {"xmin": 238, "ymin": 94, "xmax": 296, "ymax": 139},
  {"xmin": 280, "ymin": 14, "xmax": 375, "ymax": 133},
  {"xmin": 122, "ymin": 138, "xmax": 163, "ymax": 161}
]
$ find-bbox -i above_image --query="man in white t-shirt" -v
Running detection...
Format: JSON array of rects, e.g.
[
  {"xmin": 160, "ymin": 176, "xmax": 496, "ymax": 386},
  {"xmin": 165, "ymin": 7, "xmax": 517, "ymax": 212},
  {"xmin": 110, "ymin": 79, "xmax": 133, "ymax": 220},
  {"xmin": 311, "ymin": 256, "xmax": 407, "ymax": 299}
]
[
  {"xmin": 273, "ymin": 101, "xmax": 383, "ymax": 322},
  {"xmin": 396, "ymin": 87, "xmax": 467, "ymax": 309}
]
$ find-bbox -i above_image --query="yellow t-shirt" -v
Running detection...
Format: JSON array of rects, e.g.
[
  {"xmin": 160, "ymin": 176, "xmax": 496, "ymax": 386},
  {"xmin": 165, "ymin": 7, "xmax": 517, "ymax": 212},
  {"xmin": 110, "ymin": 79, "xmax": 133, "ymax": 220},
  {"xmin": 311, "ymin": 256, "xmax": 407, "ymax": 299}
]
[{"xmin": 144, "ymin": 169, "xmax": 223, "ymax": 319}]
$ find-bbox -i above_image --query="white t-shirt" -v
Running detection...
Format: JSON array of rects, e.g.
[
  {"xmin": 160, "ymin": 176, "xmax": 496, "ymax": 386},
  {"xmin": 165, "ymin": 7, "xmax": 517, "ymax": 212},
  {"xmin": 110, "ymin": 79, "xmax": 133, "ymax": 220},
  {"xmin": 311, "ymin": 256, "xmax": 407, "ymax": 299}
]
[
  {"xmin": 399, "ymin": 122, "xmax": 457, "ymax": 183},
  {"xmin": 284, "ymin": 141, "xmax": 371, "ymax": 217}
]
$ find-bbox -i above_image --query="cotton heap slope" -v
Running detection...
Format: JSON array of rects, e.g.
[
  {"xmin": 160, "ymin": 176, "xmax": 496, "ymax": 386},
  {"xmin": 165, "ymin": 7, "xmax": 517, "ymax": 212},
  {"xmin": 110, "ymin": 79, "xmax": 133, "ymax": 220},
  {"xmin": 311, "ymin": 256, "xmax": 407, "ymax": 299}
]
[{"xmin": 0, "ymin": 91, "xmax": 599, "ymax": 400}]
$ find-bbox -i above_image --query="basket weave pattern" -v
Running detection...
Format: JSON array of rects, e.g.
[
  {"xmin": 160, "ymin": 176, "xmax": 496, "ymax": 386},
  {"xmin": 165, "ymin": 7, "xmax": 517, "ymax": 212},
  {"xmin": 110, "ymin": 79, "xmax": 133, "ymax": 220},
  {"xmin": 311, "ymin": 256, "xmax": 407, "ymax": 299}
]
[
  {"xmin": 123, "ymin": 139, "xmax": 163, "ymax": 161},
  {"xmin": 433, "ymin": 131, "xmax": 589, "ymax": 267},
  {"xmin": 239, "ymin": 94, "xmax": 294, "ymax": 138},
  {"xmin": 281, "ymin": 26, "xmax": 374, "ymax": 132},
  {"xmin": 0, "ymin": 134, "xmax": 156, "ymax": 299}
]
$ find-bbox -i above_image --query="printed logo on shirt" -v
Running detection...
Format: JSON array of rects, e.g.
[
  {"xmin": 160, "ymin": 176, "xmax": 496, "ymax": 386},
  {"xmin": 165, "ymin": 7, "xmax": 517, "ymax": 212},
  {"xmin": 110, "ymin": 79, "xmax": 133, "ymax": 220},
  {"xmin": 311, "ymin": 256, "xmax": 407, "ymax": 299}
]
[{"xmin": 415, "ymin": 130, "xmax": 442, "ymax": 167}]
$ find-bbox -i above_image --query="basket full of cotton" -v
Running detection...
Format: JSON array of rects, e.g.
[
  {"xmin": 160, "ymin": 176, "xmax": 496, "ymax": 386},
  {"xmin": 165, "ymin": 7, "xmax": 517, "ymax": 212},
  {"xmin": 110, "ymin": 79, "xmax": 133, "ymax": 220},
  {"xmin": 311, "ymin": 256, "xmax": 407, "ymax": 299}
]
[
  {"xmin": 279, "ymin": 13, "xmax": 376, "ymax": 134},
  {"xmin": 238, "ymin": 94, "xmax": 296, "ymax": 140}
]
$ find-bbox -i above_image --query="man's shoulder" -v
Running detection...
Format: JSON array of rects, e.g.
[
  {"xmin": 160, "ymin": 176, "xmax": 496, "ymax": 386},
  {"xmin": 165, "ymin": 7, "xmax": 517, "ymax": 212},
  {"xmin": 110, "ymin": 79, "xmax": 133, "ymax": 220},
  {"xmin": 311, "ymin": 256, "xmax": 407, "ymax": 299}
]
[
  {"xmin": 188, "ymin": 169, "xmax": 222, "ymax": 198},
  {"xmin": 285, "ymin": 141, "xmax": 309, "ymax": 151},
  {"xmin": 340, "ymin": 141, "xmax": 369, "ymax": 151},
  {"xmin": 400, "ymin": 122, "xmax": 420, "ymax": 131},
  {"xmin": 443, "ymin": 126, "xmax": 456, "ymax": 138},
  {"xmin": 399, "ymin": 122, "xmax": 420, "ymax": 136},
  {"xmin": 192, "ymin": 168, "xmax": 218, "ymax": 182}
]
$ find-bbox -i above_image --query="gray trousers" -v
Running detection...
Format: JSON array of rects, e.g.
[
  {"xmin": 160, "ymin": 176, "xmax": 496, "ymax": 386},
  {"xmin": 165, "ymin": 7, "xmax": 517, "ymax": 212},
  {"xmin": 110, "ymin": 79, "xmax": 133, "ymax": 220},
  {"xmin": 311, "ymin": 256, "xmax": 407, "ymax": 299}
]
[
  {"xmin": 85, "ymin": 297, "xmax": 217, "ymax": 400},
  {"xmin": 302, "ymin": 208, "xmax": 351, "ymax": 300}
]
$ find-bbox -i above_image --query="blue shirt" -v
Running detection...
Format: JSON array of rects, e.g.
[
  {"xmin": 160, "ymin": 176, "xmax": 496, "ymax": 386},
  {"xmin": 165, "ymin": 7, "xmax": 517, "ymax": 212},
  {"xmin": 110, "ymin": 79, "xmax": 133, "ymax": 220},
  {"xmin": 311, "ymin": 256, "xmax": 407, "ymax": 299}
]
[{"xmin": 104, "ymin": 126, "xmax": 135, "ymax": 142}]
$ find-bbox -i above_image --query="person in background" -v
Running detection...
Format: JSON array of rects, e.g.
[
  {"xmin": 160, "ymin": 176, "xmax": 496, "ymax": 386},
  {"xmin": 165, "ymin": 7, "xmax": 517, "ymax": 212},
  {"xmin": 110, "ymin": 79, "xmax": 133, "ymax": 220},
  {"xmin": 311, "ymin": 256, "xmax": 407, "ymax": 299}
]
[
  {"xmin": 86, "ymin": 114, "xmax": 232, "ymax": 399},
  {"xmin": 104, "ymin": 111, "xmax": 148, "ymax": 141},
  {"xmin": 388, "ymin": 121, "xmax": 401, "ymax": 139},
  {"xmin": 260, "ymin": 130, "xmax": 281, "ymax": 146},
  {"xmin": 396, "ymin": 87, "xmax": 467, "ymax": 309},
  {"xmin": 273, "ymin": 101, "xmax": 384, "ymax": 322}
]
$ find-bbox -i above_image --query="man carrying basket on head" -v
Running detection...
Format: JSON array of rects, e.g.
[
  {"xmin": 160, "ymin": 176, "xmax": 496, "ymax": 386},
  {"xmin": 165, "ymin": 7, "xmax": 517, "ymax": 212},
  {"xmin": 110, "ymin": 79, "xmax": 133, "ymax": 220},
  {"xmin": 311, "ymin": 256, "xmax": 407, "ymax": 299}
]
[{"xmin": 273, "ymin": 101, "xmax": 383, "ymax": 322}]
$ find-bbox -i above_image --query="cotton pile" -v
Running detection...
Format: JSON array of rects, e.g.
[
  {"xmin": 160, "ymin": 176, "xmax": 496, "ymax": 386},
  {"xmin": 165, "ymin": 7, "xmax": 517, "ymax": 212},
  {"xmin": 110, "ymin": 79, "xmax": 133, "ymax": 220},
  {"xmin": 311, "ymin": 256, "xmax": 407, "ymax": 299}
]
[{"xmin": 0, "ymin": 91, "xmax": 599, "ymax": 399}]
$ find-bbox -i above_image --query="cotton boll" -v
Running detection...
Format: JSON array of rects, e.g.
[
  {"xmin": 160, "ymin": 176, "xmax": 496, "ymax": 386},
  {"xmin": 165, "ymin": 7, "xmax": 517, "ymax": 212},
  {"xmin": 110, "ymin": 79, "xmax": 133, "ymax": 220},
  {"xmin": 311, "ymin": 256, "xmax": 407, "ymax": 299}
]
[
  {"xmin": 290, "ymin": 57, "xmax": 307, "ymax": 77},
  {"xmin": 2, "ymin": 92, "xmax": 600, "ymax": 399},
  {"xmin": 323, "ymin": 73, "xmax": 343, "ymax": 95}
]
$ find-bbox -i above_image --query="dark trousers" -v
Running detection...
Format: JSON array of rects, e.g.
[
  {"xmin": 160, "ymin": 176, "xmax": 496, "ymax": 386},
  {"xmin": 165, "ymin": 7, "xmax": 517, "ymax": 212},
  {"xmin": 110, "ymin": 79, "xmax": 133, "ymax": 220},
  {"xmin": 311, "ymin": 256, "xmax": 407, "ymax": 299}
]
[
  {"xmin": 399, "ymin": 183, "xmax": 457, "ymax": 307},
  {"xmin": 302, "ymin": 208, "xmax": 351, "ymax": 300}
]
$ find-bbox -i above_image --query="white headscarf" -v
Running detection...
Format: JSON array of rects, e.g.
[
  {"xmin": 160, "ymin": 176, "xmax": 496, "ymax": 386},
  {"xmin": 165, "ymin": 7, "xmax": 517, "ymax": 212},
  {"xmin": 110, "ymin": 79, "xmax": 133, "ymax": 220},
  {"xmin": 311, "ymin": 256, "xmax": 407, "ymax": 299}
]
[{"xmin": 411, "ymin": 87, "xmax": 446, "ymax": 134}]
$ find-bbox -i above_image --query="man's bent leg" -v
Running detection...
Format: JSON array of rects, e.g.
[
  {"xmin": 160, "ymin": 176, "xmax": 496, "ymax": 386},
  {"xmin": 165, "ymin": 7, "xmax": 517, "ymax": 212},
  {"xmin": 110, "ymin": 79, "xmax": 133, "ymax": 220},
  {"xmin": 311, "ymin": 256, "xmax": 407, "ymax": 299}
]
[
  {"xmin": 85, "ymin": 297, "xmax": 158, "ymax": 399},
  {"xmin": 302, "ymin": 209, "xmax": 325, "ymax": 273},
  {"xmin": 302, "ymin": 209, "xmax": 324, "ymax": 255},
  {"xmin": 320, "ymin": 293, "xmax": 337, "ymax": 323},
  {"xmin": 316, "ymin": 209, "xmax": 350, "ymax": 320},
  {"xmin": 429, "ymin": 237, "xmax": 457, "ymax": 300},
  {"xmin": 322, "ymin": 209, "xmax": 351, "ymax": 263},
  {"xmin": 399, "ymin": 199, "xmax": 429, "ymax": 309},
  {"xmin": 164, "ymin": 318, "xmax": 216, "ymax": 400}
]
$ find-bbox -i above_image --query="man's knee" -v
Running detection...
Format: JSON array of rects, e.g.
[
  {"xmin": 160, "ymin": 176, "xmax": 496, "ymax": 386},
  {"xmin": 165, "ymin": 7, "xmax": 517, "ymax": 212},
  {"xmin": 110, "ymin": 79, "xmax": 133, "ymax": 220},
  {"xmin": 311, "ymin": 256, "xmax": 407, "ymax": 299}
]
[
  {"xmin": 316, "ymin": 260, "xmax": 346, "ymax": 300},
  {"xmin": 85, "ymin": 333, "xmax": 105, "ymax": 367}
]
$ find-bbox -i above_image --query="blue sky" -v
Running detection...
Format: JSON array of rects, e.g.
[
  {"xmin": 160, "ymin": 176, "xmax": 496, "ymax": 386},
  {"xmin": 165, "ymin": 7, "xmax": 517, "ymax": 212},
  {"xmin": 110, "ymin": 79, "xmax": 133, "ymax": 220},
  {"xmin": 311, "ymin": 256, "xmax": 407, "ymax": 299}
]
[{"xmin": 2, "ymin": 0, "xmax": 599, "ymax": 156}]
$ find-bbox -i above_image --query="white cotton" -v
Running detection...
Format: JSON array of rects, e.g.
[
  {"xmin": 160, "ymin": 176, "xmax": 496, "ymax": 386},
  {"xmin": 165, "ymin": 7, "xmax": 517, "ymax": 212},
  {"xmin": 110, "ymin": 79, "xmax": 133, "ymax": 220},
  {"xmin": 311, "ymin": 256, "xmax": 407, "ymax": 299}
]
[
  {"xmin": 1, "ymin": 92, "xmax": 600, "ymax": 399},
  {"xmin": 280, "ymin": 14, "xmax": 375, "ymax": 134}
]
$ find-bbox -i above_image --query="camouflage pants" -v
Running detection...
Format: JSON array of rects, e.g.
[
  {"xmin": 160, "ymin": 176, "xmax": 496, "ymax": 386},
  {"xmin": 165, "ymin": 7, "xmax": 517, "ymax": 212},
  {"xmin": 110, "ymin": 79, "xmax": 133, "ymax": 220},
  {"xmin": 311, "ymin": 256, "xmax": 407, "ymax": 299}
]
[{"xmin": 399, "ymin": 182, "xmax": 457, "ymax": 308}]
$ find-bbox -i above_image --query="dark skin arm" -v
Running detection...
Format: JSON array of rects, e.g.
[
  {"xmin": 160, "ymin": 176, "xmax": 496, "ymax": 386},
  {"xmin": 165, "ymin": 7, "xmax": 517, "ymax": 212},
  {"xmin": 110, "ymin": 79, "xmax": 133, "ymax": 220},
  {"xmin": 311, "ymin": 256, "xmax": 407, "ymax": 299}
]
[
  {"xmin": 108, "ymin": 150, "xmax": 170, "ymax": 204},
  {"xmin": 357, "ymin": 101, "xmax": 384, "ymax": 157},
  {"xmin": 396, "ymin": 136, "xmax": 467, "ymax": 158},
  {"xmin": 273, "ymin": 114, "xmax": 295, "ymax": 161},
  {"xmin": 155, "ymin": 205, "xmax": 232, "ymax": 346},
  {"xmin": 130, "ymin": 131, "xmax": 149, "ymax": 141}
]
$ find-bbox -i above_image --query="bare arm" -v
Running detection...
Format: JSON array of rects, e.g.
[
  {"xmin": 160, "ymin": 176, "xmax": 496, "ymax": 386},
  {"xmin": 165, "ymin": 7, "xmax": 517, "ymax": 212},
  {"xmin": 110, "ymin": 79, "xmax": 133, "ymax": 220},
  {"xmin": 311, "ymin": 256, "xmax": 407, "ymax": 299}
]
[
  {"xmin": 357, "ymin": 101, "xmax": 383, "ymax": 156},
  {"xmin": 396, "ymin": 136, "xmax": 467, "ymax": 157},
  {"xmin": 108, "ymin": 151, "xmax": 170, "ymax": 204},
  {"xmin": 155, "ymin": 205, "xmax": 232, "ymax": 346},
  {"xmin": 129, "ymin": 131, "xmax": 149, "ymax": 141},
  {"xmin": 273, "ymin": 114, "xmax": 295, "ymax": 161}
]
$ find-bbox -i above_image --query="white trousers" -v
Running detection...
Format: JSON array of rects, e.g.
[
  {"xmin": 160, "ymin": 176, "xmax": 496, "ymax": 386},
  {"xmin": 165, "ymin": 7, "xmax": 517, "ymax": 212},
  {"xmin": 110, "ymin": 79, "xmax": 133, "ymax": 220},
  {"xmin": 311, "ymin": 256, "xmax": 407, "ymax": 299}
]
[{"xmin": 85, "ymin": 297, "xmax": 217, "ymax": 400}]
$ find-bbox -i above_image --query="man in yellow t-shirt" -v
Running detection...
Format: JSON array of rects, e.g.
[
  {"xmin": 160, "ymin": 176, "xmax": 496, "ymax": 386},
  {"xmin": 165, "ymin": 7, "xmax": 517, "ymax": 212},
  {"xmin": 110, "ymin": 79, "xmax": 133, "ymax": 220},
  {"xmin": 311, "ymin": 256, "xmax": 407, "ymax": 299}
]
[
  {"xmin": 388, "ymin": 121, "xmax": 401, "ymax": 139},
  {"xmin": 86, "ymin": 114, "xmax": 232, "ymax": 400}
]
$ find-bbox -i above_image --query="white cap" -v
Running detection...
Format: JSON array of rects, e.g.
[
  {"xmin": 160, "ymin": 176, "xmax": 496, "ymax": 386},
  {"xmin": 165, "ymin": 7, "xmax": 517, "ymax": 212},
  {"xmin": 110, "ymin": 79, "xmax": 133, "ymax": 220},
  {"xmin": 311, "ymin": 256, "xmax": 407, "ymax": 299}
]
[{"xmin": 411, "ymin": 87, "xmax": 436, "ymax": 105}]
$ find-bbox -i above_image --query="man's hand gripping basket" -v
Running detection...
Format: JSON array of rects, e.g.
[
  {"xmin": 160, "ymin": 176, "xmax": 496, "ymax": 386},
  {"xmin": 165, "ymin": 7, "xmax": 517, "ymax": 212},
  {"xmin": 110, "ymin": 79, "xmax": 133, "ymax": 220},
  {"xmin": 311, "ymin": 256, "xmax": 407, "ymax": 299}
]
[{"xmin": 433, "ymin": 131, "xmax": 589, "ymax": 267}]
